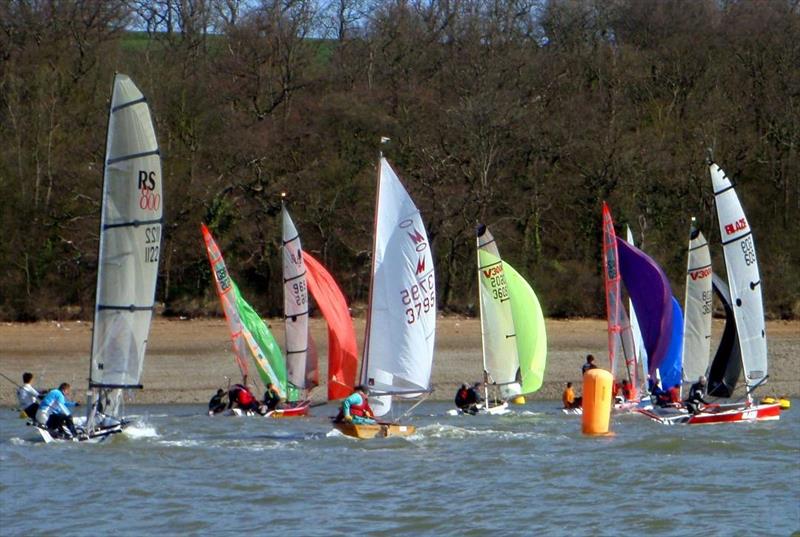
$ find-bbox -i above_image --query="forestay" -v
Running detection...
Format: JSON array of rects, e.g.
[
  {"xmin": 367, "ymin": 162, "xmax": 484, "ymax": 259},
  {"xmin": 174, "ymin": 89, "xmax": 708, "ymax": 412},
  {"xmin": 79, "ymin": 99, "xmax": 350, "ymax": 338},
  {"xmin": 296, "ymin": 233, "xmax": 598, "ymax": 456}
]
[
  {"xmin": 282, "ymin": 205, "xmax": 316, "ymax": 392},
  {"xmin": 90, "ymin": 74, "xmax": 162, "ymax": 392},
  {"xmin": 362, "ymin": 158, "xmax": 436, "ymax": 417},
  {"xmin": 682, "ymin": 222, "xmax": 712, "ymax": 382},
  {"xmin": 710, "ymin": 163, "xmax": 767, "ymax": 389}
]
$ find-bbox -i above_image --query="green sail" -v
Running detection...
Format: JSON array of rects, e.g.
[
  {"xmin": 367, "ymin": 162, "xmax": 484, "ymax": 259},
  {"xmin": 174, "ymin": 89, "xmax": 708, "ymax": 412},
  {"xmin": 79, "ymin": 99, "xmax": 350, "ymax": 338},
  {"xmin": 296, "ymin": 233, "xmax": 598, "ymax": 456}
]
[
  {"xmin": 503, "ymin": 262, "xmax": 547, "ymax": 394},
  {"xmin": 232, "ymin": 281, "xmax": 287, "ymax": 393}
]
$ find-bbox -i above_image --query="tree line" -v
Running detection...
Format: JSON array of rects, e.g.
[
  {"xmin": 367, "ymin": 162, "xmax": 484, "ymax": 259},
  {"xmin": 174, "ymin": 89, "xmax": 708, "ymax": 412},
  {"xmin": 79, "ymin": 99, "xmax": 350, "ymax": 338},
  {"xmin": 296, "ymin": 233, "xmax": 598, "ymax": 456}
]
[{"xmin": 1, "ymin": 0, "xmax": 798, "ymax": 322}]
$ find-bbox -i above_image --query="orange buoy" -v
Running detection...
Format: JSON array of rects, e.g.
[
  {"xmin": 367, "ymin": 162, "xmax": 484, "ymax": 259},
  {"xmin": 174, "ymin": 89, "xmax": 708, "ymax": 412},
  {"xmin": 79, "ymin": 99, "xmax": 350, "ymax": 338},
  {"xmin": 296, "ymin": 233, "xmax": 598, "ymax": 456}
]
[{"xmin": 582, "ymin": 368, "xmax": 614, "ymax": 435}]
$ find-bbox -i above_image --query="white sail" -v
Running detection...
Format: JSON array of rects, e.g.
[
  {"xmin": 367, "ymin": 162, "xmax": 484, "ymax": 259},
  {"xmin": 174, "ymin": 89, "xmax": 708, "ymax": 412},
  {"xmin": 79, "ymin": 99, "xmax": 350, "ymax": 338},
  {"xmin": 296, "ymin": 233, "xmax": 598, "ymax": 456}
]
[
  {"xmin": 682, "ymin": 222, "xmax": 712, "ymax": 382},
  {"xmin": 477, "ymin": 225, "xmax": 519, "ymax": 385},
  {"xmin": 282, "ymin": 204, "xmax": 311, "ymax": 389},
  {"xmin": 626, "ymin": 227, "xmax": 648, "ymax": 387},
  {"xmin": 362, "ymin": 158, "xmax": 436, "ymax": 416},
  {"xmin": 710, "ymin": 163, "xmax": 767, "ymax": 388},
  {"xmin": 89, "ymin": 74, "xmax": 162, "ymax": 392}
]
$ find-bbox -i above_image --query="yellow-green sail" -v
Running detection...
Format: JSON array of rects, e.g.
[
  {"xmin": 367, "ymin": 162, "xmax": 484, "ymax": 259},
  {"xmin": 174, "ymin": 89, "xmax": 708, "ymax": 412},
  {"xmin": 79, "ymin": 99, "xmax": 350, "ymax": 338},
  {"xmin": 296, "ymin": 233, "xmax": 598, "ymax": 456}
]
[{"xmin": 503, "ymin": 262, "xmax": 547, "ymax": 393}]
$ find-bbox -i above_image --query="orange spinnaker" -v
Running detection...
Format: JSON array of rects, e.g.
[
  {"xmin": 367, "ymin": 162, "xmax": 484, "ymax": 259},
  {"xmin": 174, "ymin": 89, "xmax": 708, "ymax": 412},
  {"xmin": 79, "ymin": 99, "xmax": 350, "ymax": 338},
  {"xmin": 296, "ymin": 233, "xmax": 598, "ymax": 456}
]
[{"xmin": 303, "ymin": 252, "xmax": 358, "ymax": 401}]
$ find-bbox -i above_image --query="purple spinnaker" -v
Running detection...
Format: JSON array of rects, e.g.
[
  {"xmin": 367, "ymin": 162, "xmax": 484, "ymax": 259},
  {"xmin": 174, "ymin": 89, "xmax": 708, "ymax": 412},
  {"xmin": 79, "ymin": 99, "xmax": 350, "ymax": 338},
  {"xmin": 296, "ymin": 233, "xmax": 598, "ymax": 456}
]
[{"xmin": 616, "ymin": 237, "xmax": 674, "ymax": 380}]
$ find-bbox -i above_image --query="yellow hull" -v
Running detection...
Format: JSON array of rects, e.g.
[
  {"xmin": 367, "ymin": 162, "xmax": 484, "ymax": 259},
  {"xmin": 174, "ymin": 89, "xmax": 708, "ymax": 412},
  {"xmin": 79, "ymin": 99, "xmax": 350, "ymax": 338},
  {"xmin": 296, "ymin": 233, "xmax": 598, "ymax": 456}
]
[{"xmin": 333, "ymin": 422, "xmax": 415, "ymax": 439}]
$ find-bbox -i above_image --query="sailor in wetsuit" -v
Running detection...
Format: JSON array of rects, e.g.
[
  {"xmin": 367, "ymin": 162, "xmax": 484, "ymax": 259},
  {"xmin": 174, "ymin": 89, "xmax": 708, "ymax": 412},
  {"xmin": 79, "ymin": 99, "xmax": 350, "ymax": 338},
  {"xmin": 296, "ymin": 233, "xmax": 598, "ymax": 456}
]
[
  {"xmin": 454, "ymin": 383, "xmax": 470, "ymax": 411},
  {"xmin": 263, "ymin": 383, "xmax": 282, "ymax": 411},
  {"xmin": 685, "ymin": 376, "xmax": 709, "ymax": 415},
  {"xmin": 208, "ymin": 389, "xmax": 227, "ymax": 415}
]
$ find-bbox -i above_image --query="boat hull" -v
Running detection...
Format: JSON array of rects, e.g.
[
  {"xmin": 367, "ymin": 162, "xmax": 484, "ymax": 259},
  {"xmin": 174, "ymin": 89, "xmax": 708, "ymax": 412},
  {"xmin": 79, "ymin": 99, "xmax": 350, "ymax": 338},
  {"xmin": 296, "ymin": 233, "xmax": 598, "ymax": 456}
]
[
  {"xmin": 447, "ymin": 402, "xmax": 510, "ymax": 416},
  {"xmin": 333, "ymin": 422, "xmax": 415, "ymax": 439},
  {"xmin": 32, "ymin": 420, "xmax": 125, "ymax": 444},
  {"xmin": 636, "ymin": 402, "xmax": 781, "ymax": 425}
]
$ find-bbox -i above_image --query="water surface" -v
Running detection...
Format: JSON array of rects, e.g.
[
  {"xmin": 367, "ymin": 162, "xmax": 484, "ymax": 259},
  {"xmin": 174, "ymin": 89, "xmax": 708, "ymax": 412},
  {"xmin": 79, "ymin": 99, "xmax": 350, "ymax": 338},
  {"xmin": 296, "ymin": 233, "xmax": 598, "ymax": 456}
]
[{"xmin": 1, "ymin": 402, "xmax": 798, "ymax": 536}]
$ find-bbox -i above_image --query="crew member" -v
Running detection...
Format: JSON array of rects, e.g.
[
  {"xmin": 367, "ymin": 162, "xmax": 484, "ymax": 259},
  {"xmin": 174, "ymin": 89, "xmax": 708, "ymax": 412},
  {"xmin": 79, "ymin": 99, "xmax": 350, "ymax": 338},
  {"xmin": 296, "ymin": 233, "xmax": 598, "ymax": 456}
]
[
  {"xmin": 621, "ymin": 379, "xmax": 635, "ymax": 402},
  {"xmin": 16, "ymin": 372, "xmax": 43, "ymax": 419},
  {"xmin": 36, "ymin": 383, "xmax": 80, "ymax": 438},
  {"xmin": 263, "ymin": 383, "xmax": 282, "ymax": 411},
  {"xmin": 582, "ymin": 355, "xmax": 598, "ymax": 375},
  {"xmin": 562, "ymin": 382, "xmax": 576, "ymax": 409},
  {"xmin": 228, "ymin": 383, "xmax": 261, "ymax": 413},
  {"xmin": 667, "ymin": 384, "xmax": 682, "ymax": 406},
  {"xmin": 338, "ymin": 385, "xmax": 376, "ymax": 425},
  {"xmin": 208, "ymin": 389, "xmax": 227, "ymax": 415},
  {"xmin": 454, "ymin": 383, "xmax": 470, "ymax": 410},
  {"xmin": 685, "ymin": 376, "xmax": 709, "ymax": 414}
]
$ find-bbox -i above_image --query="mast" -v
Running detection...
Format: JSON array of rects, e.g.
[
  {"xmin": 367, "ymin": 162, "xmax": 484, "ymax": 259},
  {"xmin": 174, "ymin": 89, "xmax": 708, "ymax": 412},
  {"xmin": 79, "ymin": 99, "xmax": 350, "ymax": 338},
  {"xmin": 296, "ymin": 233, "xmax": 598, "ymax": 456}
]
[
  {"xmin": 359, "ymin": 139, "xmax": 386, "ymax": 387},
  {"xmin": 476, "ymin": 225, "xmax": 489, "ymax": 410}
]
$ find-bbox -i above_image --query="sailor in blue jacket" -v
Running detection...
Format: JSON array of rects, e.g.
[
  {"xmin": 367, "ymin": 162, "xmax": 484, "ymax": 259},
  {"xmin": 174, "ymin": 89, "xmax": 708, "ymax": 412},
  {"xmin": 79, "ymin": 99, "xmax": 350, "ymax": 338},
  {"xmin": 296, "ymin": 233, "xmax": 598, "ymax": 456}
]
[{"xmin": 36, "ymin": 383, "xmax": 80, "ymax": 437}]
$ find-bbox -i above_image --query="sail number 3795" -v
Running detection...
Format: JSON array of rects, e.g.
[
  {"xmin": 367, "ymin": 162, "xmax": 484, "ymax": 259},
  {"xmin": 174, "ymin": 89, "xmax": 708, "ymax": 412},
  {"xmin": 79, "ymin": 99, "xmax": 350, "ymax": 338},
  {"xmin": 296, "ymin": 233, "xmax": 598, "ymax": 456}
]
[{"xmin": 401, "ymin": 272, "xmax": 435, "ymax": 325}]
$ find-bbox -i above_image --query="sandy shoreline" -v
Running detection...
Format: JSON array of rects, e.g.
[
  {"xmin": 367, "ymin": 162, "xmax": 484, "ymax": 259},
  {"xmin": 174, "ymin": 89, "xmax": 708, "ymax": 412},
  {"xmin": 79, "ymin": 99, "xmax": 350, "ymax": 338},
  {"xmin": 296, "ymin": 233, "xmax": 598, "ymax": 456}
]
[{"xmin": 1, "ymin": 317, "xmax": 798, "ymax": 406}]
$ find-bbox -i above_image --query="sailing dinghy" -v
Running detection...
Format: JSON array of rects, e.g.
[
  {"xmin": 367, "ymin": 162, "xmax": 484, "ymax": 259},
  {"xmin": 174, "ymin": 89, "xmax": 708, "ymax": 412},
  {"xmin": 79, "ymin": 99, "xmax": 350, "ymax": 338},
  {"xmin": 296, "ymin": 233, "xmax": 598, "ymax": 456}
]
[
  {"xmin": 201, "ymin": 225, "xmax": 302, "ymax": 417},
  {"xmin": 452, "ymin": 224, "xmax": 546, "ymax": 416},
  {"xmin": 281, "ymin": 201, "xmax": 359, "ymax": 411},
  {"xmin": 333, "ymin": 156, "xmax": 436, "ymax": 439},
  {"xmin": 637, "ymin": 162, "xmax": 780, "ymax": 425},
  {"xmin": 32, "ymin": 74, "xmax": 163, "ymax": 443}
]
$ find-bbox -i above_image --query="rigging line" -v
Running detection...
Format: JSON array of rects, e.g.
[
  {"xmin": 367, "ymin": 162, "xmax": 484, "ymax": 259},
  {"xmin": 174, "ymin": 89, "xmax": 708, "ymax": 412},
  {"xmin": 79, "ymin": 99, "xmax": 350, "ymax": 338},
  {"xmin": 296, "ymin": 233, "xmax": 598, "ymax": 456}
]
[{"xmin": 400, "ymin": 392, "xmax": 429, "ymax": 420}]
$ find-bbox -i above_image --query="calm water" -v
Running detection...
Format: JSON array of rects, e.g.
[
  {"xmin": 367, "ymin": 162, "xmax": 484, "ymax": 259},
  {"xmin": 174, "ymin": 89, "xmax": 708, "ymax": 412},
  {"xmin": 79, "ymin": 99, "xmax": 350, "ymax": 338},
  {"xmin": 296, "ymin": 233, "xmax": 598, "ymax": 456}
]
[{"xmin": 1, "ymin": 402, "xmax": 798, "ymax": 536}]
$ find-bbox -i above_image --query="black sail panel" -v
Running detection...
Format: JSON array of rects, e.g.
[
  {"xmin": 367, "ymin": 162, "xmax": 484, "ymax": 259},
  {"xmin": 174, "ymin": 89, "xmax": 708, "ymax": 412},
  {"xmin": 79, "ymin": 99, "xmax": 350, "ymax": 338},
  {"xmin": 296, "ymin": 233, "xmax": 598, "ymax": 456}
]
[{"xmin": 707, "ymin": 274, "xmax": 742, "ymax": 397}]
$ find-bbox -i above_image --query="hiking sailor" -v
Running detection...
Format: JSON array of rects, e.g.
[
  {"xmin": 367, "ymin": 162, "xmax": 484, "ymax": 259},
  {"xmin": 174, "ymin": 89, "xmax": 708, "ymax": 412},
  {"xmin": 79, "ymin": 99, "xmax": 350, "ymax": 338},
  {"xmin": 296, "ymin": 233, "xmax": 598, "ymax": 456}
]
[
  {"xmin": 16, "ymin": 372, "xmax": 44, "ymax": 419},
  {"xmin": 337, "ymin": 385, "xmax": 376, "ymax": 424},
  {"xmin": 36, "ymin": 383, "xmax": 81, "ymax": 438}
]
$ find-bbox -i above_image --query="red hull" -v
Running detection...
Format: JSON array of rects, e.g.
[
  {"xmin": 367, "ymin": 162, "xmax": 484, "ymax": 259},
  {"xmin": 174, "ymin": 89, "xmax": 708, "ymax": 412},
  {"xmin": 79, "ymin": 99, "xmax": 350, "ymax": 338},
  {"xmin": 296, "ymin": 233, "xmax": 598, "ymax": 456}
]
[
  {"xmin": 270, "ymin": 401, "xmax": 311, "ymax": 418},
  {"xmin": 637, "ymin": 403, "xmax": 781, "ymax": 425}
]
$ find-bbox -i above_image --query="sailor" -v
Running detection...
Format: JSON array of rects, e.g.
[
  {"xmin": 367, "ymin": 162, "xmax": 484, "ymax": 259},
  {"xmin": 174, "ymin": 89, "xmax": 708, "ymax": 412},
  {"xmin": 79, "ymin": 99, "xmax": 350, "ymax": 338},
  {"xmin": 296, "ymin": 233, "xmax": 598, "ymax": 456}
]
[
  {"xmin": 338, "ymin": 385, "xmax": 376, "ymax": 425},
  {"xmin": 208, "ymin": 389, "xmax": 227, "ymax": 415},
  {"xmin": 685, "ymin": 376, "xmax": 709, "ymax": 414},
  {"xmin": 454, "ymin": 383, "xmax": 470, "ymax": 410},
  {"xmin": 581, "ymin": 354, "xmax": 598, "ymax": 375},
  {"xmin": 621, "ymin": 379, "xmax": 635, "ymax": 402},
  {"xmin": 667, "ymin": 384, "xmax": 682, "ymax": 406},
  {"xmin": 36, "ymin": 383, "xmax": 80, "ymax": 438},
  {"xmin": 227, "ymin": 383, "xmax": 260, "ymax": 413},
  {"xmin": 16, "ymin": 372, "xmax": 44, "ymax": 419},
  {"xmin": 263, "ymin": 383, "xmax": 282, "ymax": 411},
  {"xmin": 562, "ymin": 382, "xmax": 576, "ymax": 409}
]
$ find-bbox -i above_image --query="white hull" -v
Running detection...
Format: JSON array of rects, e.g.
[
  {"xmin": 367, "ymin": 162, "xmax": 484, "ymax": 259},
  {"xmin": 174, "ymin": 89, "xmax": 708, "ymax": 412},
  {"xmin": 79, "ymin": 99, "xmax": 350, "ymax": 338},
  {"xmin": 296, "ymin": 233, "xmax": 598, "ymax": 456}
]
[{"xmin": 447, "ymin": 402, "xmax": 510, "ymax": 416}]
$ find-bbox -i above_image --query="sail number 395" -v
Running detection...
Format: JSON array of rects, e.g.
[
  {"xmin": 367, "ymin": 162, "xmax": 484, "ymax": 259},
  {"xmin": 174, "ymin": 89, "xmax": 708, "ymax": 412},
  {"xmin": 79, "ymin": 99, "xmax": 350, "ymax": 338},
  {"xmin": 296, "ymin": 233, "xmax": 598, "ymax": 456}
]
[
  {"xmin": 401, "ymin": 272, "xmax": 435, "ymax": 325},
  {"xmin": 144, "ymin": 225, "xmax": 160, "ymax": 263}
]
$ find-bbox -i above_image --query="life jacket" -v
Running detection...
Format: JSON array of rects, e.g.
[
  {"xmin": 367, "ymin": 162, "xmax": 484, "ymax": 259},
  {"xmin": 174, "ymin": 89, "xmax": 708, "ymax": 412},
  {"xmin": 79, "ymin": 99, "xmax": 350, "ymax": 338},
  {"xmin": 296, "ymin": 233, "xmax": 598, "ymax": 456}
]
[
  {"xmin": 236, "ymin": 388, "xmax": 255, "ymax": 406},
  {"xmin": 349, "ymin": 395, "xmax": 371, "ymax": 417},
  {"xmin": 622, "ymin": 385, "xmax": 634, "ymax": 401}
]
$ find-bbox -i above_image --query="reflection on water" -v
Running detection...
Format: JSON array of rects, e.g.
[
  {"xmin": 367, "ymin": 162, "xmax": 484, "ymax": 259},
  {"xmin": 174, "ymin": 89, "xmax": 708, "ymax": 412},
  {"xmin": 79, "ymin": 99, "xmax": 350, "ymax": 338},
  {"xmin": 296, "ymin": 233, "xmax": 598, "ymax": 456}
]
[{"xmin": 1, "ymin": 402, "xmax": 798, "ymax": 536}]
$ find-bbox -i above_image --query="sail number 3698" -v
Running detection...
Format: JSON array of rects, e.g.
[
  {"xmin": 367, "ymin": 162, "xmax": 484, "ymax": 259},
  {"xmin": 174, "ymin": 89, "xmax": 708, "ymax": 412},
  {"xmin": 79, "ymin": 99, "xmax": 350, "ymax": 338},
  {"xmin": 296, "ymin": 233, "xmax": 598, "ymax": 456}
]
[{"xmin": 401, "ymin": 272, "xmax": 435, "ymax": 325}]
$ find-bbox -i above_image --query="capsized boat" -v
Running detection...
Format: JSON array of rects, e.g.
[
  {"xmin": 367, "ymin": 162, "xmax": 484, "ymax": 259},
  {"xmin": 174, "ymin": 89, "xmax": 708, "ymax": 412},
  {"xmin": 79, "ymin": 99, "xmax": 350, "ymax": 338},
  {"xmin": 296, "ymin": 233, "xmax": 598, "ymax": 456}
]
[
  {"xmin": 201, "ymin": 224, "xmax": 290, "ymax": 415},
  {"xmin": 637, "ymin": 162, "xmax": 780, "ymax": 424},
  {"xmin": 333, "ymin": 155, "xmax": 436, "ymax": 439},
  {"xmin": 33, "ymin": 74, "xmax": 163, "ymax": 443},
  {"xmin": 457, "ymin": 223, "xmax": 546, "ymax": 416}
]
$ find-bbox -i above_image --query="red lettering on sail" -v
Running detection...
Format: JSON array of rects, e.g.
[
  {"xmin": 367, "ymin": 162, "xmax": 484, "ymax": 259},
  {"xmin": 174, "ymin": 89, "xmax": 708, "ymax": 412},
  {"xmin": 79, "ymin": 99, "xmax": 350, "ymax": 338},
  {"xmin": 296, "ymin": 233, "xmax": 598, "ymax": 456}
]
[
  {"xmin": 690, "ymin": 267, "xmax": 711, "ymax": 280},
  {"xmin": 724, "ymin": 218, "xmax": 748, "ymax": 236},
  {"xmin": 416, "ymin": 257, "xmax": 426, "ymax": 275},
  {"xmin": 408, "ymin": 229, "xmax": 425, "ymax": 245},
  {"xmin": 482, "ymin": 266, "xmax": 503, "ymax": 278}
]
